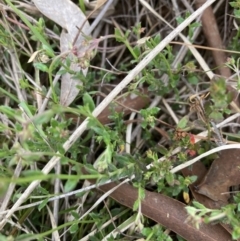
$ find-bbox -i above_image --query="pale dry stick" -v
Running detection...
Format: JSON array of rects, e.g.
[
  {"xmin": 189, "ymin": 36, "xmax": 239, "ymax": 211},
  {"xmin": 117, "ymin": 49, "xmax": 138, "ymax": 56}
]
[
  {"xmin": 78, "ymin": 0, "xmax": 114, "ymax": 37},
  {"xmin": 170, "ymin": 15, "xmax": 202, "ymax": 66},
  {"xmin": 125, "ymin": 112, "xmax": 136, "ymax": 154},
  {"xmin": 18, "ymin": 20, "xmax": 34, "ymax": 54},
  {"xmin": 46, "ymin": 205, "xmax": 60, "ymax": 241},
  {"xmin": 0, "ymin": 0, "xmax": 216, "ymax": 229},
  {"xmin": 211, "ymin": 121, "xmax": 225, "ymax": 146},
  {"xmin": 92, "ymin": 20, "xmax": 104, "ymax": 39},
  {"xmin": 73, "ymin": 180, "xmax": 92, "ymax": 215},
  {"xmin": 162, "ymin": 98, "xmax": 179, "ymax": 124},
  {"xmin": 25, "ymin": 215, "xmax": 38, "ymax": 234},
  {"xmin": 62, "ymin": 168, "xmax": 74, "ymax": 241},
  {"xmin": 4, "ymin": 218, "xmax": 30, "ymax": 234},
  {"xmin": 171, "ymin": 0, "xmax": 181, "ymax": 17},
  {"xmin": 233, "ymin": 19, "xmax": 239, "ymax": 32},
  {"xmin": 0, "ymin": 68, "xmax": 16, "ymax": 91},
  {"xmin": 0, "ymin": 161, "xmax": 22, "ymax": 214},
  {"xmin": 53, "ymin": 161, "xmax": 61, "ymax": 227},
  {"xmin": 34, "ymin": 68, "xmax": 43, "ymax": 110},
  {"xmin": 180, "ymin": 0, "xmax": 194, "ymax": 13},
  {"xmin": 102, "ymin": 216, "xmax": 136, "ymax": 241},
  {"xmin": 23, "ymin": 72, "xmax": 42, "ymax": 90},
  {"xmin": 9, "ymin": 52, "xmax": 27, "ymax": 102},
  {"xmin": 221, "ymin": 123, "xmax": 240, "ymax": 129},
  {"xmin": 171, "ymin": 143, "xmax": 240, "ymax": 174},
  {"xmin": 0, "ymin": 182, "xmax": 113, "ymax": 216},
  {"xmin": 213, "ymin": 0, "xmax": 226, "ymax": 14}
]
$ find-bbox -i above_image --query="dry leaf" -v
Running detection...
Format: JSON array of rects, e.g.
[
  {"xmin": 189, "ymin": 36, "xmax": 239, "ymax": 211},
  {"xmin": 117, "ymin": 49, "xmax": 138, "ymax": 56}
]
[
  {"xmin": 28, "ymin": 50, "xmax": 41, "ymax": 63},
  {"xmin": 196, "ymin": 149, "xmax": 240, "ymax": 206},
  {"xmin": 182, "ymin": 159, "xmax": 236, "ymax": 236},
  {"xmin": 33, "ymin": 0, "xmax": 90, "ymax": 106}
]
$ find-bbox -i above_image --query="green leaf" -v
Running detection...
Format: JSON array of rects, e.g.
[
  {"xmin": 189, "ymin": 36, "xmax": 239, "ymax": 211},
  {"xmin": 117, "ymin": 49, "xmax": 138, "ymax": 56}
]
[
  {"xmin": 83, "ymin": 92, "xmax": 95, "ymax": 112},
  {"xmin": 192, "ymin": 201, "xmax": 206, "ymax": 209},
  {"xmin": 37, "ymin": 186, "xmax": 49, "ymax": 195},
  {"xmin": 0, "ymin": 87, "xmax": 19, "ymax": 103},
  {"xmin": 0, "ymin": 234, "xmax": 8, "ymax": 241},
  {"xmin": 234, "ymin": 9, "xmax": 240, "ymax": 18},
  {"xmin": 141, "ymin": 227, "xmax": 152, "ymax": 236},
  {"xmin": 0, "ymin": 181, "xmax": 8, "ymax": 197},
  {"xmin": 14, "ymin": 234, "xmax": 34, "ymax": 240},
  {"xmin": 158, "ymin": 145, "xmax": 168, "ymax": 155},
  {"xmin": 189, "ymin": 175, "xmax": 198, "ymax": 183},
  {"xmin": 36, "ymin": 111, "xmax": 56, "ymax": 125},
  {"xmin": 0, "ymin": 106, "xmax": 21, "ymax": 121},
  {"xmin": 114, "ymin": 28, "xmax": 123, "ymax": 42},
  {"xmin": 105, "ymin": 145, "xmax": 113, "ymax": 164},
  {"xmin": 209, "ymin": 111, "xmax": 223, "ymax": 121},
  {"xmin": 233, "ymin": 227, "xmax": 240, "ymax": 240},
  {"xmin": 188, "ymin": 75, "xmax": 198, "ymax": 85},
  {"xmin": 34, "ymin": 62, "xmax": 49, "ymax": 72},
  {"xmin": 190, "ymin": 22, "xmax": 201, "ymax": 28},
  {"xmin": 64, "ymin": 179, "xmax": 78, "ymax": 192},
  {"xmin": 70, "ymin": 211, "xmax": 80, "ymax": 219},
  {"xmin": 133, "ymin": 199, "xmax": 140, "ymax": 211},
  {"xmin": 176, "ymin": 16, "xmax": 184, "ymax": 24},
  {"xmin": 177, "ymin": 116, "xmax": 189, "ymax": 129},
  {"xmin": 42, "ymin": 44, "xmax": 54, "ymax": 57},
  {"xmin": 124, "ymin": 29, "xmax": 131, "ymax": 39},
  {"xmin": 185, "ymin": 206, "xmax": 197, "ymax": 216},
  {"xmin": 22, "ymin": 170, "xmax": 43, "ymax": 177},
  {"xmin": 229, "ymin": 2, "xmax": 236, "ymax": 8},
  {"xmin": 166, "ymin": 172, "xmax": 174, "ymax": 186},
  {"xmin": 139, "ymin": 186, "xmax": 145, "ymax": 200},
  {"xmin": 91, "ymin": 126, "xmax": 108, "ymax": 139},
  {"xmin": 153, "ymin": 34, "xmax": 161, "ymax": 44},
  {"xmin": 78, "ymin": 105, "xmax": 93, "ymax": 117},
  {"xmin": 70, "ymin": 223, "xmax": 78, "ymax": 234},
  {"xmin": 38, "ymin": 198, "xmax": 49, "ymax": 211}
]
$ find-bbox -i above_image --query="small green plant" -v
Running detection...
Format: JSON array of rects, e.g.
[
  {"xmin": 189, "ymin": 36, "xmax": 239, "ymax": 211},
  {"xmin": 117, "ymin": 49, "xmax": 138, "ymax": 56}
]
[
  {"xmin": 230, "ymin": 0, "xmax": 240, "ymax": 18},
  {"xmin": 186, "ymin": 198, "xmax": 240, "ymax": 239},
  {"xmin": 1, "ymin": 1, "xmax": 240, "ymax": 240}
]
